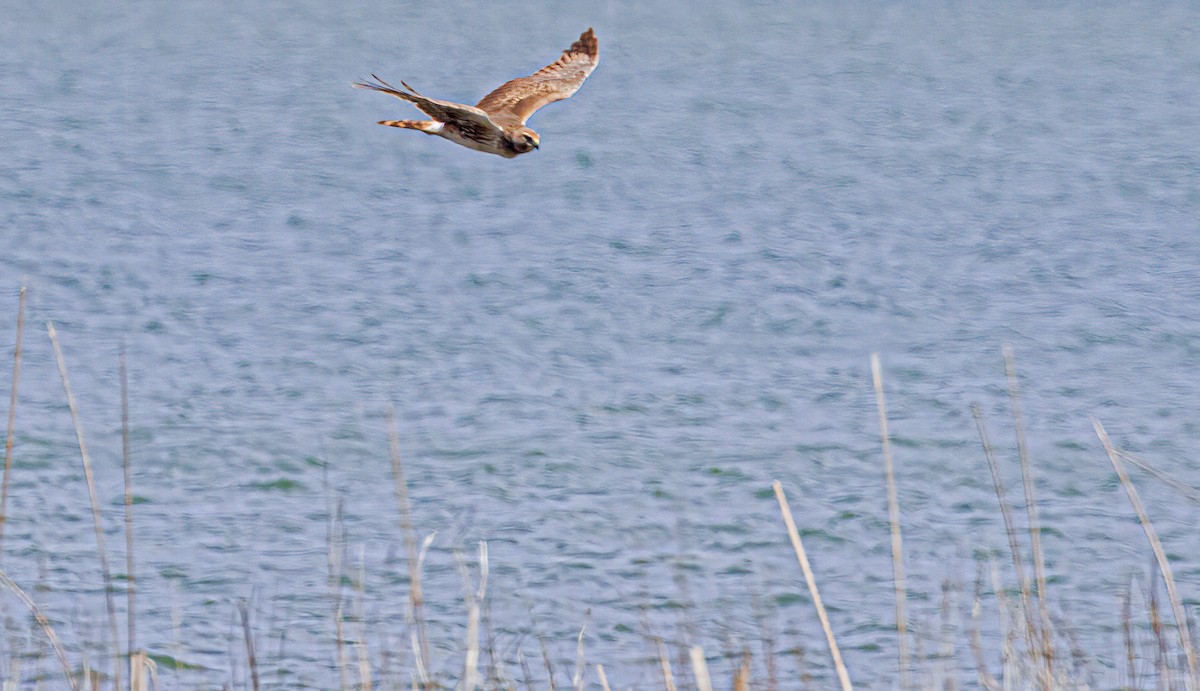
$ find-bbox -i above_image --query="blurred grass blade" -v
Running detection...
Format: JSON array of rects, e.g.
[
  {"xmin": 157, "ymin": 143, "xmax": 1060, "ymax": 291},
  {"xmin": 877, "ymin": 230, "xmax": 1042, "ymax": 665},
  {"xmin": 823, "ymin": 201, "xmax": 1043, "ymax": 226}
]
[
  {"xmin": 871, "ymin": 353, "xmax": 910, "ymax": 690},
  {"xmin": 48, "ymin": 321, "xmax": 122, "ymax": 691},
  {"xmin": 773, "ymin": 481, "xmax": 853, "ymax": 691},
  {"xmin": 0, "ymin": 285, "xmax": 26, "ymax": 557},
  {"xmin": 1095, "ymin": 419, "xmax": 1198, "ymax": 688}
]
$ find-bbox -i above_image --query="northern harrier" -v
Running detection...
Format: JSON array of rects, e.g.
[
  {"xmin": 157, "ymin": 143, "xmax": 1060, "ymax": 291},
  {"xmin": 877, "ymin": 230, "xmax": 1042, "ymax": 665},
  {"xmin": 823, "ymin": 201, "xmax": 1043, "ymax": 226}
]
[{"xmin": 354, "ymin": 28, "xmax": 598, "ymax": 158}]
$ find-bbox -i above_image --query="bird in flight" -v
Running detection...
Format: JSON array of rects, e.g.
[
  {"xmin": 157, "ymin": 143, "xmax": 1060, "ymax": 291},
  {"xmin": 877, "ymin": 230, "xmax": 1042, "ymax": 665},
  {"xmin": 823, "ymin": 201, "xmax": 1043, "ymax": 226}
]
[{"xmin": 354, "ymin": 28, "xmax": 598, "ymax": 158}]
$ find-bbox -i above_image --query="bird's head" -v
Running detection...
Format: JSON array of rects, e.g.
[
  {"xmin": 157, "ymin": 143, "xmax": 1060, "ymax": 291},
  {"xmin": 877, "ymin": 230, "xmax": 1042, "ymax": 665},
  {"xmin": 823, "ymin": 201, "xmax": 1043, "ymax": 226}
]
[{"xmin": 508, "ymin": 127, "xmax": 540, "ymax": 154}]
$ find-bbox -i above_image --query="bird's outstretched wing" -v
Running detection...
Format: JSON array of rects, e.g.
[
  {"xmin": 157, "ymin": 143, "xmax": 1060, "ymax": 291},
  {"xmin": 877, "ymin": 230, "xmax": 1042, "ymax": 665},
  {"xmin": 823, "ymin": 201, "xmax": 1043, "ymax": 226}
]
[
  {"xmin": 475, "ymin": 28, "xmax": 598, "ymax": 126},
  {"xmin": 353, "ymin": 75, "xmax": 504, "ymax": 139}
]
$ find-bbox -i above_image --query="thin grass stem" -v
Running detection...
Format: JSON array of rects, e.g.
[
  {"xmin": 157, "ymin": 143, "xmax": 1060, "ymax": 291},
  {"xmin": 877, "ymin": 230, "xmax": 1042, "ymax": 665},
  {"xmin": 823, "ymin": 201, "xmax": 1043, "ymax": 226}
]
[
  {"xmin": 734, "ymin": 650, "xmax": 752, "ymax": 691},
  {"xmin": 130, "ymin": 650, "xmax": 152, "ymax": 691},
  {"xmin": 772, "ymin": 481, "xmax": 853, "ymax": 691},
  {"xmin": 457, "ymin": 543, "xmax": 486, "ymax": 691},
  {"xmin": 239, "ymin": 599, "xmax": 260, "ymax": 691},
  {"xmin": 385, "ymin": 405, "xmax": 431, "ymax": 686},
  {"xmin": 0, "ymin": 285, "xmax": 27, "ymax": 558},
  {"xmin": 121, "ymin": 345, "xmax": 138, "ymax": 679},
  {"xmin": 48, "ymin": 322, "xmax": 121, "ymax": 691},
  {"xmin": 354, "ymin": 545, "xmax": 373, "ymax": 691},
  {"xmin": 1122, "ymin": 576, "xmax": 1137, "ymax": 690},
  {"xmin": 1002, "ymin": 345, "xmax": 1056, "ymax": 686},
  {"xmin": 328, "ymin": 499, "xmax": 347, "ymax": 691},
  {"xmin": 968, "ymin": 565, "xmax": 1001, "ymax": 691},
  {"xmin": 0, "ymin": 567, "xmax": 79, "ymax": 690},
  {"xmin": 688, "ymin": 646, "xmax": 713, "ymax": 691},
  {"xmin": 594, "ymin": 663, "xmax": 611, "ymax": 691},
  {"xmin": 971, "ymin": 403, "xmax": 1041, "ymax": 669},
  {"xmin": 537, "ymin": 628, "xmax": 557, "ymax": 691},
  {"xmin": 871, "ymin": 353, "xmax": 910, "ymax": 690},
  {"xmin": 1095, "ymin": 419, "xmax": 1199, "ymax": 688},
  {"xmin": 656, "ymin": 636, "xmax": 676, "ymax": 691},
  {"xmin": 572, "ymin": 620, "xmax": 587, "ymax": 691},
  {"xmin": 1116, "ymin": 449, "xmax": 1200, "ymax": 505},
  {"xmin": 1149, "ymin": 560, "xmax": 1173, "ymax": 690}
]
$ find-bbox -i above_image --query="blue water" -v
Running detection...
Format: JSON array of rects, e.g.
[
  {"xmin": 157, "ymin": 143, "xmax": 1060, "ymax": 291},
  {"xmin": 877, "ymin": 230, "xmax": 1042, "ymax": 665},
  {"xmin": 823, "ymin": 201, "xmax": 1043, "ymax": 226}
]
[{"xmin": 2, "ymin": 1, "xmax": 1199, "ymax": 687}]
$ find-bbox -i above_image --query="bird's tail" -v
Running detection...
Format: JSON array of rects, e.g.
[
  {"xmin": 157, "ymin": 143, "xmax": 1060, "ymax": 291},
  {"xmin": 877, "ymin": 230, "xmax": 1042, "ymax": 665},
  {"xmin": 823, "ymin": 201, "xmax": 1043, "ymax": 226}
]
[{"xmin": 377, "ymin": 119, "xmax": 442, "ymax": 134}]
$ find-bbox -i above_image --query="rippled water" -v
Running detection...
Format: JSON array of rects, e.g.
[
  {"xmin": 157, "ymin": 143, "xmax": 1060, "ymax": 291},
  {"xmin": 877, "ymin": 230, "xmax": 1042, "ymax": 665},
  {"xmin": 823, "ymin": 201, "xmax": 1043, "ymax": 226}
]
[{"xmin": 1, "ymin": 1, "xmax": 1199, "ymax": 687}]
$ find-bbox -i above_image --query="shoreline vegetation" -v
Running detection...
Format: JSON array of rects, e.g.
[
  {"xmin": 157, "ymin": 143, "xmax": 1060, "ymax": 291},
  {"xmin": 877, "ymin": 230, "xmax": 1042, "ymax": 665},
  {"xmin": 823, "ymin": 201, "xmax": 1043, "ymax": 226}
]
[{"xmin": 1, "ymin": 288, "xmax": 1198, "ymax": 690}]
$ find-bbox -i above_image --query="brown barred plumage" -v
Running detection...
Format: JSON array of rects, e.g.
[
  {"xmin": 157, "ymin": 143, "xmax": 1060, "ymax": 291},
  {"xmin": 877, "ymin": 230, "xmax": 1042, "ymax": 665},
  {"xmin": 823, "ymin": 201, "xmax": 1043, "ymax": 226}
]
[{"xmin": 354, "ymin": 29, "xmax": 598, "ymax": 158}]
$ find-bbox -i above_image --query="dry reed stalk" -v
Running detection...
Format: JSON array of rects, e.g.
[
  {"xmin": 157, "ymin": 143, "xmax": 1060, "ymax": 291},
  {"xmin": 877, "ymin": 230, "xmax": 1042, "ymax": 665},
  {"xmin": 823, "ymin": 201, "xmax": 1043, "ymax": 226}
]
[
  {"xmin": 1117, "ymin": 449, "xmax": 1200, "ymax": 505},
  {"xmin": 458, "ymin": 542, "xmax": 488, "ymax": 691},
  {"xmin": 572, "ymin": 620, "xmax": 587, "ymax": 691},
  {"xmin": 772, "ymin": 481, "xmax": 853, "ymax": 691},
  {"xmin": 1149, "ymin": 566, "xmax": 1173, "ymax": 690},
  {"xmin": 796, "ymin": 645, "xmax": 813, "ymax": 688},
  {"xmin": 751, "ymin": 592, "xmax": 779, "ymax": 691},
  {"xmin": 328, "ymin": 499, "xmax": 348, "ymax": 691},
  {"xmin": 170, "ymin": 581, "xmax": 183, "ymax": 676},
  {"xmin": 656, "ymin": 636, "xmax": 676, "ymax": 691},
  {"xmin": 239, "ymin": 599, "xmax": 261, "ymax": 691},
  {"xmin": 968, "ymin": 567, "xmax": 1001, "ymax": 691},
  {"xmin": 537, "ymin": 630, "xmax": 557, "ymax": 691},
  {"xmin": 408, "ymin": 637, "xmax": 425, "ymax": 690},
  {"xmin": 460, "ymin": 561, "xmax": 479, "ymax": 690},
  {"xmin": 595, "ymin": 663, "xmax": 612, "ymax": 691},
  {"xmin": 0, "ymin": 285, "xmax": 26, "ymax": 557},
  {"xmin": 1002, "ymin": 345, "xmax": 1056, "ymax": 683},
  {"xmin": 1052, "ymin": 608, "xmax": 1093, "ymax": 686},
  {"xmin": 910, "ymin": 630, "xmax": 926, "ymax": 686},
  {"xmin": 482, "ymin": 597, "xmax": 505, "ymax": 687},
  {"xmin": 331, "ymin": 595, "xmax": 345, "ymax": 691},
  {"xmin": 1122, "ymin": 577, "xmax": 1138, "ymax": 690},
  {"xmin": 971, "ymin": 404, "xmax": 1041, "ymax": 666},
  {"xmin": 385, "ymin": 405, "xmax": 431, "ymax": 685},
  {"xmin": 354, "ymin": 545, "xmax": 372, "ymax": 691},
  {"xmin": 937, "ymin": 579, "xmax": 958, "ymax": 690},
  {"xmin": 333, "ymin": 603, "xmax": 349, "ymax": 690},
  {"xmin": 1096, "ymin": 419, "xmax": 1199, "ymax": 687},
  {"xmin": 355, "ymin": 638, "xmax": 371, "ymax": 691},
  {"xmin": 120, "ymin": 346, "xmax": 138, "ymax": 679},
  {"xmin": 129, "ymin": 650, "xmax": 149, "ymax": 691},
  {"xmin": 47, "ymin": 322, "xmax": 122, "ymax": 691},
  {"xmin": 675, "ymin": 630, "xmax": 692, "ymax": 691},
  {"xmin": 518, "ymin": 648, "xmax": 534, "ymax": 691},
  {"xmin": 688, "ymin": 646, "xmax": 714, "ymax": 691},
  {"xmin": 336, "ymin": 600, "xmax": 347, "ymax": 688},
  {"xmin": 456, "ymin": 551, "xmax": 475, "ymax": 686},
  {"xmin": 270, "ymin": 605, "xmax": 289, "ymax": 689},
  {"xmin": 0, "ymin": 567, "xmax": 78, "ymax": 690},
  {"xmin": 376, "ymin": 634, "xmax": 394, "ymax": 690},
  {"xmin": 870, "ymin": 353, "xmax": 910, "ymax": 690},
  {"xmin": 732, "ymin": 650, "xmax": 751, "ymax": 691},
  {"xmin": 142, "ymin": 650, "xmax": 161, "ymax": 691},
  {"xmin": 986, "ymin": 561, "xmax": 1024, "ymax": 684}
]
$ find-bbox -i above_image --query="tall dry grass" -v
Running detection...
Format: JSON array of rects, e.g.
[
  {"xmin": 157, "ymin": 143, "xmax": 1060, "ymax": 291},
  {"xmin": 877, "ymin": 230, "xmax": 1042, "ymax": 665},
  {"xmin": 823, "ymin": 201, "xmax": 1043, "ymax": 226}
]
[
  {"xmin": 0, "ymin": 285, "xmax": 25, "ymax": 557},
  {"xmin": 48, "ymin": 321, "xmax": 123, "ymax": 690},
  {"xmin": 871, "ymin": 353, "xmax": 910, "ymax": 690},
  {"xmin": 0, "ymin": 292, "xmax": 1197, "ymax": 689}
]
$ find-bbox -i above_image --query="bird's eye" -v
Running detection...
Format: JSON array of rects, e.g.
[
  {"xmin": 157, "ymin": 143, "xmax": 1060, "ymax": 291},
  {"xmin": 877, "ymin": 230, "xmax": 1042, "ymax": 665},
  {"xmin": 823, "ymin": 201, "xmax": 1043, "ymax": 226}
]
[{"xmin": 523, "ymin": 134, "xmax": 533, "ymax": 143}]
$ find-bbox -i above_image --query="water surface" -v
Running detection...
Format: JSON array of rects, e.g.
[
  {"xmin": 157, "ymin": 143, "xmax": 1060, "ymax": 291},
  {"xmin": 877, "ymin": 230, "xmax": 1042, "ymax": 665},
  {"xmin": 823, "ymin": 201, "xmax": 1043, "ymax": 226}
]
[{"xmin": 1, "ymin": 1, "xmax": 1198, "ymax": 687}]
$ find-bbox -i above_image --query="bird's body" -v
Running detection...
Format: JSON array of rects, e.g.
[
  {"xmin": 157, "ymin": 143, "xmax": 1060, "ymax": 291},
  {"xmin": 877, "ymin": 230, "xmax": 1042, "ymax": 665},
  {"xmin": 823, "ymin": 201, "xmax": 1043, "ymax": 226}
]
[{"xmin": 354, "ymin": 28, "xmax": 598, "ymax": 158}]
